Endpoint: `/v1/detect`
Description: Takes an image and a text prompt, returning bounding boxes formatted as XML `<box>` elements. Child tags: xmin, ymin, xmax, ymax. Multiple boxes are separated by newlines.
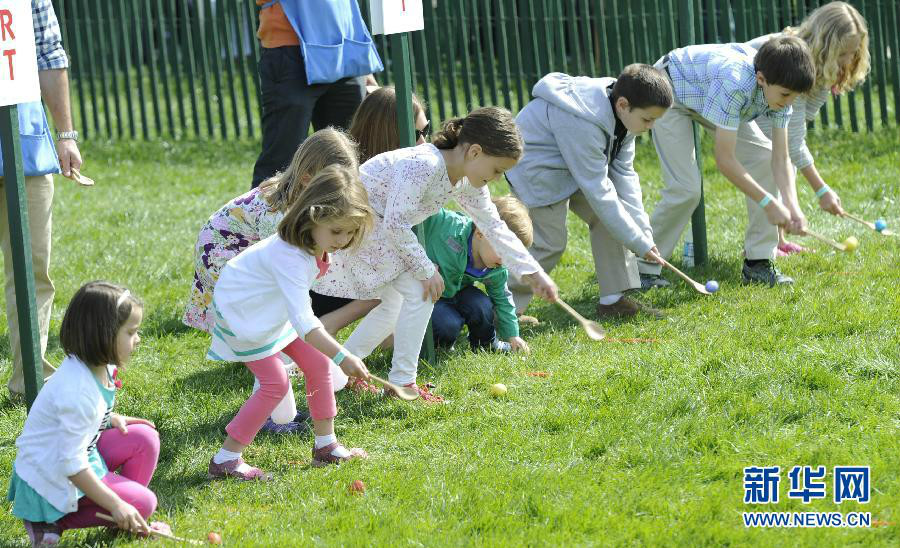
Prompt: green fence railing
<box><xmin>55</xmin><ymin>0</ymin><xmax>900</xmax><ymax>141</ymax></box>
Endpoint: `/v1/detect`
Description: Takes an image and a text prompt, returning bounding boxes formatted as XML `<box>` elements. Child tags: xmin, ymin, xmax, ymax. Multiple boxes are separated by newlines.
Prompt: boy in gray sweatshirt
<box><xmin>506</xmin><ymin>64</ymin><xmax>673</xmax><ymax>319</ymax></box>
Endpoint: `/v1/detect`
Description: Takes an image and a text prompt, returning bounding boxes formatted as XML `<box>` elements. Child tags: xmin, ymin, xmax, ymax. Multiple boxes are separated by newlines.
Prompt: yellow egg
<box><xmin>489</xmin><ymin>383</ymin><xmax>507</xmax><ymax>397</ymax></box>
<box><xmin>843</xmin><ymin>236</ymin><xmax>859</xmax><ymax>252</ymax></box>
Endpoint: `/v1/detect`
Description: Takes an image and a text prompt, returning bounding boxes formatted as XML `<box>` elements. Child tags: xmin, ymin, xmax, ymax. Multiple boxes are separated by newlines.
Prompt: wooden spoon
<box><xmin>802</xmin><ymin>228</ymin><xmax>847</xmax><ymax>251</ymax></box>
<box><xmin>843</xmin><ymin>212</ymin><xmax>896</xmax><ymax>236</ymax></box>
<box><xmin>95</xmin><ymin>513</ymin><xmax>203</xmax><ymax>545</ymax></box>
<box><xmin>556</xmin><ymin>298</ymin><xmax>606</xmax><ymax>341</ymax></box>
<box><xmin>369</xmin><ymin>374</ymin><xmax>419</xmax><ymax>401</ymax></box>
<box><xmin>659</xmin><ymin>259</ymin><xmax>712</xmax><ymax>295</ymax></box>
<box><xmin>71</xmin><ymin>168</ymin><xmax>95</xmax><ymax>186</ymax></box>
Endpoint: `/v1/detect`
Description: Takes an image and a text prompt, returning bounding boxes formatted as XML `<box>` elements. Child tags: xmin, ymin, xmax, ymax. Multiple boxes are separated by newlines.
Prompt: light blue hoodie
<box><xmin>506</xmin><ymin>73</ymin><xmax>654</xmax><ymax>256</ymax></box>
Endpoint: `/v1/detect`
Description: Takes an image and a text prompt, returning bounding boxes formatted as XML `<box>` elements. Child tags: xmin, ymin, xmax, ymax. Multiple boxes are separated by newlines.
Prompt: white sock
<box><xmin>213</xmin><ymin>448</ymin><xmax>242</xmax><ymax>464</ymax></box>
<box><xmin>314</xmin><ymin>434</ymin><xmax>350</xmax><ymax>457</ymax></box>
<box><xmin>314</xmin><ymin>434</ymin><xmax>337</xmax><ymax>448</ymax></box>
<box><xmin>598</xmin><ymin>293</ymin><xmax>623</xmax><ymax>306</ymax></box>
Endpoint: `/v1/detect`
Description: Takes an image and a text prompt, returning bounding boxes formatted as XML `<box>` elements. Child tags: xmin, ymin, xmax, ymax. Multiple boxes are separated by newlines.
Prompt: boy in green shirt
<box><xmin>422</xmin><ymin>196</ymin><xmax>532</xmax><ymax>353</ymax></box>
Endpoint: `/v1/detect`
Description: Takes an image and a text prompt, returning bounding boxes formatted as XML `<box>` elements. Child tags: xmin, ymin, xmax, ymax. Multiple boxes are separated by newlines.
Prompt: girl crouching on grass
<box><xmin>206</xmin><ymin>166</ymin><xmax>375</xmax><ymax>480</ymax></box>
<box><xmin>8</xmin><ymin>282</ymin><xmax>164</xmax><ymax>547</ymax></box>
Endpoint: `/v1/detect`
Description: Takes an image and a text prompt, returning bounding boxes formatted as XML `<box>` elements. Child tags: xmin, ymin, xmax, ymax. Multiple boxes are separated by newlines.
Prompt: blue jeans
<box><xmin>431</xmin><ymin>286</ymin><xmax>496</xmax><ymax>350</ymax></box>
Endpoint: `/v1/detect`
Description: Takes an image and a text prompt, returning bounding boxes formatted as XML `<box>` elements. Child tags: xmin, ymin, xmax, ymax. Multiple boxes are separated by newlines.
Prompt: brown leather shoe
<box><xmin>595</xmin><ymin>296</ymin><xmax>664</xmax><ymax>319</ymax></box>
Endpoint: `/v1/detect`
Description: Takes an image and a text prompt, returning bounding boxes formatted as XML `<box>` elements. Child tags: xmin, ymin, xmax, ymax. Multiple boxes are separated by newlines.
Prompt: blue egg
<box><xmin>874</xmin><ymin>219</ymin><xmax>887</xmax><ymax>232</ymax></box>
<box><xmin>705</xmin><ymin>280</ymin><xmax>719</xmax><ymax>293</ymax></box>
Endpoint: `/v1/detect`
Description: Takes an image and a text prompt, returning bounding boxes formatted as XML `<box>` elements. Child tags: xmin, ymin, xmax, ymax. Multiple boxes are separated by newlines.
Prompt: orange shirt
<box><xmin>256</xmin><ymin>1</ymin><xmax>300</xmax><ymax>48</ymax></box>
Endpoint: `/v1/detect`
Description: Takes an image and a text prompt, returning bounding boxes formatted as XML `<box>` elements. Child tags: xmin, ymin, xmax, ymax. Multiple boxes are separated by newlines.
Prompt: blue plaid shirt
<box><xmin>32</xmin><ymin>0</ymin><xmax>69</xmax><ymax>70</ymax></box>
<box><xmin>666</xmin><ymin>43</ymin><xmax>790</xmax><ymax>131</ymax></box>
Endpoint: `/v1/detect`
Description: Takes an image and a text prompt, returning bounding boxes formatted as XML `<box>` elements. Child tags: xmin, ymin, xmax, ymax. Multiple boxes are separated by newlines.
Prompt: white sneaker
<box><xmin>490</xmin><ymin>339</ymin><xmax>512</xmax><ymax>353</ymax></box>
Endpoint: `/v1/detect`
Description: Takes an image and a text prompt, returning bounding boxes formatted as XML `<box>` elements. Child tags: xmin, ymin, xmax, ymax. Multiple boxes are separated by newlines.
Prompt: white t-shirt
<box><xmin>208</xmin><ymin>234</ymin><xmax>326</xmax><ymax>362</ymax></box>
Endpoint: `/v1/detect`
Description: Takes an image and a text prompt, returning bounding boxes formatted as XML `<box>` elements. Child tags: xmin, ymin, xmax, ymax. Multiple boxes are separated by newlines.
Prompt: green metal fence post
<box><xmin>678</xmin><ymin>0</ymin><xmax>707</xmax><ymax>266</ymax></box>
<box><xmin>0</xmin><ymin>106</ymin><xmax>44</xmax><ymax>409</ymax></box>
<box><xmin>390</xmin><ymin>32</ymin><xmax>435</xmax><ymax>365</ymax></box>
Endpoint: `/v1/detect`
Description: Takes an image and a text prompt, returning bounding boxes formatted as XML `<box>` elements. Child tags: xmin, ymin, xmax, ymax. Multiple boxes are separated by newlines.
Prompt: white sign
<box><xmin>369</xmin><ymin>0</ymin><xmax>424</xmax><ymax>36</ymax></box>
<box><xmin>0</xmin><ymin>1</ymin><xmax>40</xmax><ymax>107</ymax></box>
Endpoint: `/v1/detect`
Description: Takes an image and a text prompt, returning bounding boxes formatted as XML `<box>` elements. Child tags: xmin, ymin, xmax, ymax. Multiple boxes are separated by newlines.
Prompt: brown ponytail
<box><xmin>432</xmin><ymin>107</ymin><xmax>523</xmax><ymax>159</ymax></box>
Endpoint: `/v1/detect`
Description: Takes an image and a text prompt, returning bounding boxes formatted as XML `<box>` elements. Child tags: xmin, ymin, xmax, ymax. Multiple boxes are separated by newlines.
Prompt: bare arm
<box><xmin>800</xmin><ymin>163</ymin><xmax>844</xmax><ymax>216</ymax></box>
<box><xmin>714</xmin><ymin>128</ymin><xmax>792</xmax><ymax>229</ymax></box>
<box><xmin>770</xmin><ymin>128</ymin><xmax>806</xmax><ymax>233</ymax></box>
<box><xmin>38</xmin><ymin>69</ymin><xmax>82</xmax><ymax>178</ymax></box>
<box><xmin>304</xmin><ymin>327</ymin><xmax>370</xmax><ymax>380</ymax></box>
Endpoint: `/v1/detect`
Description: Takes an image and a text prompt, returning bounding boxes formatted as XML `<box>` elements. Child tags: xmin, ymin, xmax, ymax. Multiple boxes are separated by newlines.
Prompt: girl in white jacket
<box><xmin>7</xmin><ymin>282</ymin><xmax>163</xmax><ymax>547</ymax></box>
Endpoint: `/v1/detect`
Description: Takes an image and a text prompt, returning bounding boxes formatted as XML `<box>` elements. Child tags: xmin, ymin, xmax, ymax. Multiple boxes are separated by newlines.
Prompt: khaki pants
<box><xmin>0</xmin><ymin>174</ymin><xmax>56</xmax><ymax>395</ymax></box>
<box><xmin>637</xmin><ymin>102</ymin><xmax>780</xmax><ymax>276</ymax></box>
<box><xmin>508</xmin><ymin>189</ymin><xmax>640</xmax><ymax>313</ymax></box>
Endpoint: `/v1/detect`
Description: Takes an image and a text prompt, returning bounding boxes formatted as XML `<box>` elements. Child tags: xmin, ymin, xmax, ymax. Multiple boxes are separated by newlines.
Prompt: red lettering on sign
<box><xmin>401</xmin><ymin>0</ymin><xmax>406</xmax><ymax>11</ymax></box>
<box><xmin>3</xmin><ymin>48</ymin><xmax>15</xmax><ymax>80</ymax></box>
<box><xmin>0</xmin><ymin>10</ymin><xmax>15</xmax><ymax>41</ymax></box>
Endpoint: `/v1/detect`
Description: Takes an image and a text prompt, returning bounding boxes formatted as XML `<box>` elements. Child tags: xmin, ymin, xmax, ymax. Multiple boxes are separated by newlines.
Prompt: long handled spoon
<box><xmin>96</xmin><ymin>513</ymin><xmax>203</xmax><ymax>545</ymax></box>
<box><xmin>802</xmin><ymin>228</ymin><xmax>847</xmax><ymax>251</ymax></box>
<box><xmin>555</xmin><ymin>298</ymin><xmax>606</xmax><ymax>341</ymax></box>
<box><xmin>659</xmin><ymin>259</ymin><xmax>712</xmax><ymax>295</ymax></box>
<box><xmin>843</xmin><ymin>212</ymin><xmax>896</xmax><ymax>236</ymax></box>
<box><xmin>369</xmin><ymin>374</ymin><xmax>419</xmax><ymax>401</ymax></box>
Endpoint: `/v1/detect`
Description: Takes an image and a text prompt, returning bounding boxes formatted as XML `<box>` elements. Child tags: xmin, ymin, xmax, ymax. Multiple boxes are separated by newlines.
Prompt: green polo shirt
<box><xmin>421</xmin><ymin>209</ymin><xmax>519</xmax><ymax>340</ymax></box>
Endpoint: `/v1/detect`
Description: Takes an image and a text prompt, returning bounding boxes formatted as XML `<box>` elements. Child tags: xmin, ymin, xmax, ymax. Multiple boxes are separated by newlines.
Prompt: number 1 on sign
<box><xmin>401</xmin><ymin>0</ymin><xmax>405</xmax><ymax>10</ymax></box>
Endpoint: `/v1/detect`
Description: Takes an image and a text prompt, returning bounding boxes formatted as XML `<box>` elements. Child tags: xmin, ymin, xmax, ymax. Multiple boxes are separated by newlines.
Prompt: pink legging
<box><xmin>56</xmin><ymin>424</ymin><xmax>160</xmax><ymax>530</ymax></box>
<box><xmin>226</xmin><ymin>337</ymin><xmax>336</xmax><ymax>446</ymax></box>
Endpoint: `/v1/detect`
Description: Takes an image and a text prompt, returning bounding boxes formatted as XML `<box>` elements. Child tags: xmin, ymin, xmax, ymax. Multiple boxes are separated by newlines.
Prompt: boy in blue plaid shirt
<box><xmin>637</xmin><ymin>36</ymin><xmax>815</xmax><ymax>287</ymax></box>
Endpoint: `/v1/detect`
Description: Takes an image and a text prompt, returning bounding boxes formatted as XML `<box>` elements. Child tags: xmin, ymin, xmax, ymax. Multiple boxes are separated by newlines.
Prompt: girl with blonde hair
<box><xmin>206</xmin><ymin>166</ymin><xmax>375</xmax><ymax>479</ymax></box>
<box><xmin>747</xmin><ymin>1</ymin><xmax>870</xmax><ymax>255</ymax></box>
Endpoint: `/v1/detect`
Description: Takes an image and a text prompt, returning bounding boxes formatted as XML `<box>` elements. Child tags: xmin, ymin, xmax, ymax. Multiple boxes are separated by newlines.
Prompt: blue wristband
<box><xmin>815</xmin><ymin>185</ymin><xmax>831</xmax><ymax>198</ymax></box>
<box><xmin>332</xmin><ymin>350</ymin><xmax>346</xmax><ymax>366</ymax></box>
<box><xmin>758</xmin><ymin>193</ymin><xmax>773</xmax><ymax>208</ymax></box>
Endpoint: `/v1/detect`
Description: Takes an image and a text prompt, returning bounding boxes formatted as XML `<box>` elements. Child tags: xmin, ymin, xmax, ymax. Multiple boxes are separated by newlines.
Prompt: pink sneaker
<box><xmin>207</xmin><ymin>456</ymin><xmax>272</xmax><ymax>481</ymax></box>
<box><xmin>310</xmin><ymin>442</ymin><xmax>368</xmax><ymax>467</ymax></box>
<box><xmin>778</xmin><ymin>241</ymin><xmax>810</xmax><ymax>255</ymax></box>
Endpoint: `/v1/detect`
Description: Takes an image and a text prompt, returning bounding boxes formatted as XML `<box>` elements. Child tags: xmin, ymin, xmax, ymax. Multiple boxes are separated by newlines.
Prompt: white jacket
<box><xmin>13</xmin><ymin>356</ymin><xmax>112</xmax><ymax>513</ymax></box>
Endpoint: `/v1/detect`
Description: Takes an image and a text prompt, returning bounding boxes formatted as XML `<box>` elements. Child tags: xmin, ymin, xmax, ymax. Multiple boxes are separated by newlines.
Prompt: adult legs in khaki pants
<box><xmin>0</xmin><ymin>175</ymin><xmax>56</xmax><ymax>396</ymax></box>
<box><xmin>508</xmin><ymin>189</ymin><xmax>640</xmax><ymax>313</ymax></box>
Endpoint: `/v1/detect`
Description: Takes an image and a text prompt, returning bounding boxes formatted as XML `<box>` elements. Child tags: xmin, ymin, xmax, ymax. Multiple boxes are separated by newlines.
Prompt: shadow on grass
<box><xmin>142</xmin><ymin>309</ymin><xmax>194</xmax><ymax>338</ymax></box>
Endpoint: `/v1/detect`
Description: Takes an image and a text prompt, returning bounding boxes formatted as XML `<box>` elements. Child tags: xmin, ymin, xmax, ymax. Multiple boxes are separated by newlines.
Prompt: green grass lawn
<box><xmin>1</xmin><ymin>128</ymin><xmax>898</xmax><ymax>547</ymax></box>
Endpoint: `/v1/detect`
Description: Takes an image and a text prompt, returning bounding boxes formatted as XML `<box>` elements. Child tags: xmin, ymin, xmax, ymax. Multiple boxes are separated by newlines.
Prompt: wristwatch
<box><xmin>56</xmin><ymin>130</ymin><xmax>79</xmax><ymax>142</ymax></box>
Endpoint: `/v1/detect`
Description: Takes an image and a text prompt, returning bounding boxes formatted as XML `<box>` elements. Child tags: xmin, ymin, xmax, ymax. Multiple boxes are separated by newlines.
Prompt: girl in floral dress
<box><xmin>313</xmin><ymin>107</ymin><xmax>559</xmax><ymax>403</ymax></box>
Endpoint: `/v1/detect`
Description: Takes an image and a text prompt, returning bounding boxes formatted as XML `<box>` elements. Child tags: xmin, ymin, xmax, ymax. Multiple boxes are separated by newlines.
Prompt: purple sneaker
<box><xmin>207</xmin><ymin>457</ymin><xmax>272</xmax><ymax>481</ymax></box>
<box><xmin>260</xmin><ymin>417</ymin><xmax>310</xmax><ymax>435</ymax></box>
<box><xmin>23</xmin><ymin>520</ymin><xmax>61</xmax><ymax>547</ymax></box>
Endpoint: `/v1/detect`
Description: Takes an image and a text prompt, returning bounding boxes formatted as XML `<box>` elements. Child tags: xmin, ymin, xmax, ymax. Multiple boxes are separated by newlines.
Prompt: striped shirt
<box><xmin>666</xmin><ymin>43</ymin><xmax>791</xmax><ymax>131</ymax></box>
<box><xmin>32</xmin><ymin>0</ymin><xmax>69</xmax><ymax>70</ymax></box>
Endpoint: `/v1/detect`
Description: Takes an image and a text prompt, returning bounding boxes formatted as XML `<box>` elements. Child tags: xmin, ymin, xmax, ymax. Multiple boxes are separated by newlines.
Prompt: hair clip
<box><xmin>116</xmin><ymin>290</ymin><xmax>131</xmax><ymax>307</ymax></box>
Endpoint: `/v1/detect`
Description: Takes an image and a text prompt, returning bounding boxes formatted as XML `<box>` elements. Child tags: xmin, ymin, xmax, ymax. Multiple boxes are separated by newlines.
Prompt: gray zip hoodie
<box><xmin>506</xmin><ymin>73</ymin><xmax>655</xmax><ymax>256</ymax></box>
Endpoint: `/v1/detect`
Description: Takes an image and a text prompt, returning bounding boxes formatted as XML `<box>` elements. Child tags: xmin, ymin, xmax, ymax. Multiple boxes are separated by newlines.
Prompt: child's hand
<box><xmin>110</xmin><ymin>414</ymin><xmax>129</xmax><ymax>434</ymax></box>
<box><xmin>819</xmin><ymin>189</ymin><xmax>844</xmax><ymax>216</ymax></box>
<box><xmin>111</xmin><ymin>501</ymin><xmax>150</xmax><ymax>534</ymax></box>
<box><xmin>643</xmin><ymin>246</ymin><xmax>664</xmax><ymax>264</ymax></box>
<box><xmin>420</xmin><ymin>268</ymin><xmax>445</xmax><ymax>302</ymax></box>
<box><xmin>508</xmin><ymin>337</ymin><xmax>530</xmax><ymax>354</ymax></box>
<box><xmin>110</xmin><ymin>414</ymin><xmax>156</xmax><ymax>434</ymax></box>
<box><xmin>523</xmin><ymin>271</ymin><xmax>558</xmax><ymax>303</ymax></box>
<box><xmin>340</xmin><ymin>355</ymin><xmax>371</xmax><ymax>381</ymax></box>
<box><xmin>763</xmin><ymin>199</ymin><xmax>791</xmax><ymax>229</ymax></box>
<box><xmin>785</xmin><ymin>204</ymin><xmax>808</xmax><ymax>235</ymax></box>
